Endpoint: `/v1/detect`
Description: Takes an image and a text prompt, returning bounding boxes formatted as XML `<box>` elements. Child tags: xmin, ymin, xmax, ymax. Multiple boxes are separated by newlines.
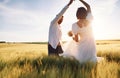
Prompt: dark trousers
<box><xmin>48</xmin><ymin>43</ymin><xmax>63</xmax><ymax>56</ymax></box>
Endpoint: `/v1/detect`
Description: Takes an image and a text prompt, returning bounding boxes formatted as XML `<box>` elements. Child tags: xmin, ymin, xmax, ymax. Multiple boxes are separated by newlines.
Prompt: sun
<box><xmin>92</xmin><ymin>17</ymin><xmax>107</xmax><ymax>40</ymax></box>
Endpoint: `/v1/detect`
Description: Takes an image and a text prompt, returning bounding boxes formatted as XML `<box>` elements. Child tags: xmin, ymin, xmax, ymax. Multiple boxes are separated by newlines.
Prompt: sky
<box><xmin>0</xmin><ymin>0</ymin><xmax>120</xmax><ymax>42</ymax></box>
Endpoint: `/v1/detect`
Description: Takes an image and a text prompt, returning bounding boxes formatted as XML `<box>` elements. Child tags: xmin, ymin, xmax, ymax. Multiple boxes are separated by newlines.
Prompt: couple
<box><xmin>48</xmin><ymin>0</ymin><xmax>97</xmax><ymax>63</ymax></box>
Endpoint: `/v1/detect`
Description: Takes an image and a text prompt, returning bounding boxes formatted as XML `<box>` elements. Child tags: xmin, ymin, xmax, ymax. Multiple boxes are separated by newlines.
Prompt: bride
<box><xmin>60</xmin><ymin>0</ymin><xmax>98</xmax><ymax>63</ymax></box>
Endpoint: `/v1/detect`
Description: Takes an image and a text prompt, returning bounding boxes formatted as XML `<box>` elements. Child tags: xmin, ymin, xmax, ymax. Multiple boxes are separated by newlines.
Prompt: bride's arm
<box><xmin>73</xmin><ymin>34</ymin><xmax>79</xmax><ymax>42</ymax></box>
<box><xmin>79</xmin><ymin>0</ymin><xmax>91</xmax><ymax>13</ymax></box>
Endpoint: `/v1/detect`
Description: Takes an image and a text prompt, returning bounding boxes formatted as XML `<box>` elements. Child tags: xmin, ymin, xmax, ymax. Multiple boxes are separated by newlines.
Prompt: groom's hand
<box><xmin>79</xmin><ymin>0</ymin><xmax>83</xmax><ymax>1</ymax></box>
<box><xmin>79</xmin><ymin>0</ymin><xmax>84</xmax><ymax>2</ymax></box>
<box><xmin>67</xmin><ymin>0</ymin><xmax>74</xmax><ymax>6</ymax></box>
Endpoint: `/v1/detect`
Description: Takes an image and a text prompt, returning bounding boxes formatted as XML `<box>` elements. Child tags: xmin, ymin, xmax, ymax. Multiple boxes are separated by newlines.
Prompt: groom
<box><xmin>48</xmin><ymin>0</ymin><xmax>74</xmax><ymax>56</ymax></box>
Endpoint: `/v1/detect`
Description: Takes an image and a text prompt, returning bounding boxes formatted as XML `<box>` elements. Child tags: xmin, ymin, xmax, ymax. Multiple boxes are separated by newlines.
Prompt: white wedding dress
<box><xmin>60</xmin><ymin>12</ymin><xmax>100</xmax><ymax>63</ymax></box>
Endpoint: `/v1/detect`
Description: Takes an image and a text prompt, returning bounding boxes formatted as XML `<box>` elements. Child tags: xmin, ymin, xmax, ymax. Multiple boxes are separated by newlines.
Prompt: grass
<box><xmin>97</xmin><ymin>43</ymin><xmax>120</xmax><ymax>62</ymax></box>
<box><xmin>0</xmin><ymin>40</ymin><xmax>120</xmax><ymax>78</ymax></box>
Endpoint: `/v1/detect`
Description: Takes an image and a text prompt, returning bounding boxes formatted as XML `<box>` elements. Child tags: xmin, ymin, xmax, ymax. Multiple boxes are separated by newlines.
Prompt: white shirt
<box><xmin>48</xmin><ymin>5</ymin><xmax>69</xmax><ymax>49</ymax></box>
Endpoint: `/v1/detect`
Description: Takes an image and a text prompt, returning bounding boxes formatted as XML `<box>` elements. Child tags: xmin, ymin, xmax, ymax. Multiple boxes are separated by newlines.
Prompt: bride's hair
<box><xmin>76</xmin><ymin>7</ymin><xmax>87</xmax><ymax>19</ymax></box>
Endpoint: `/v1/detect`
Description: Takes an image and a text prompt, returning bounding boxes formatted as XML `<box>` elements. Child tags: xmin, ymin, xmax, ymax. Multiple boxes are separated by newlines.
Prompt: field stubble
<box><xmin>0</xmin><ymin>41</ymin><xmax>120</xmax><ymax>78</ymax></box>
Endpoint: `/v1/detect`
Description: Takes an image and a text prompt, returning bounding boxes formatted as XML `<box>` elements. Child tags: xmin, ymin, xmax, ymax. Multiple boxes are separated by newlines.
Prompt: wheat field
<box><xmin>0</xmin><ymin>40</ymin><xmax>120</xmax><ymax>78</ymax></box>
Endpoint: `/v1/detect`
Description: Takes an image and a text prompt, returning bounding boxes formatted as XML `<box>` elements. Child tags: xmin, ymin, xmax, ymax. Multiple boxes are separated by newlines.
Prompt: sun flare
<box><xmin>92</xmin><ymin>17</ymin><xmax>107</xmax><ymax>40</ymax></box>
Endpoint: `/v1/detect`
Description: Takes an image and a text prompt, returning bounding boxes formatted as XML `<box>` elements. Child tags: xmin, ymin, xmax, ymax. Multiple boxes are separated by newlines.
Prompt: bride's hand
<box><xmin>73</xmin><ymin>34</ymin><xmax>79</xmax><ymax>42</ymax></box>
<box><xmin>68</xmin><ymin>31</ymin><xmax>73</xmax><ymax>37</ymax></box>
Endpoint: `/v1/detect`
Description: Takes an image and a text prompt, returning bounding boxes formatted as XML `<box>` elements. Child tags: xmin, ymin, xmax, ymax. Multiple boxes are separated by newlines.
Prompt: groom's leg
<box><xmin>48</xmin><ymin>44</ymin><xmax>59</xmax><ymax>56</ymax></box>
<box><xmin>56</xmin><ymin>45</ymin><xmax>63</xmax><ymax>54</ymax></box>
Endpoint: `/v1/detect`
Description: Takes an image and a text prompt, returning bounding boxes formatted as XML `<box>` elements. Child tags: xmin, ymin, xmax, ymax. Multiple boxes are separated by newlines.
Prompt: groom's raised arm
<box><xmin>52</xmin><ymin>0</ymin><xmax>74</xmax><ymax>24</ymax></box>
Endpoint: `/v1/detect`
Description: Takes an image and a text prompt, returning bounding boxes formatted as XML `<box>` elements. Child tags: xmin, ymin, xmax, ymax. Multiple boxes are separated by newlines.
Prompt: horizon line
<box><xmin>0</xmin><ymin>39</ymin><xmax>120</xmax><ymax>43</ymax></box>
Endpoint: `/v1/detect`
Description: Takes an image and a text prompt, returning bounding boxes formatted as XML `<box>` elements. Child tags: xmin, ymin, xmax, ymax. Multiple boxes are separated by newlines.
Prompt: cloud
<box><xmin>0</xmin><ymin>3</ymin><xmax>50</xmax><ymax>31</ymax></box>
<box><xmin>0</xmin><ymin>0</ymin><xmax>10</xmax><ymax>4</ymax></box>
<box><xmin>92</xmin><ymin>0</ymin><xmax>118</xmax><ymax>16</ymax></box>
<box><xmin>0</xmin><ymin>0</ymin><xmax>120</xmax><ymax>41</ymax></box>
<box><xmin>0</xmin><ymin>1</ymin><xmax>50</xmax><ymax>41</ymax></box>
<box><xmin>0</xmin><ymin>31</ymin><xmax>46</xmax><ymax>42</ymax></box>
